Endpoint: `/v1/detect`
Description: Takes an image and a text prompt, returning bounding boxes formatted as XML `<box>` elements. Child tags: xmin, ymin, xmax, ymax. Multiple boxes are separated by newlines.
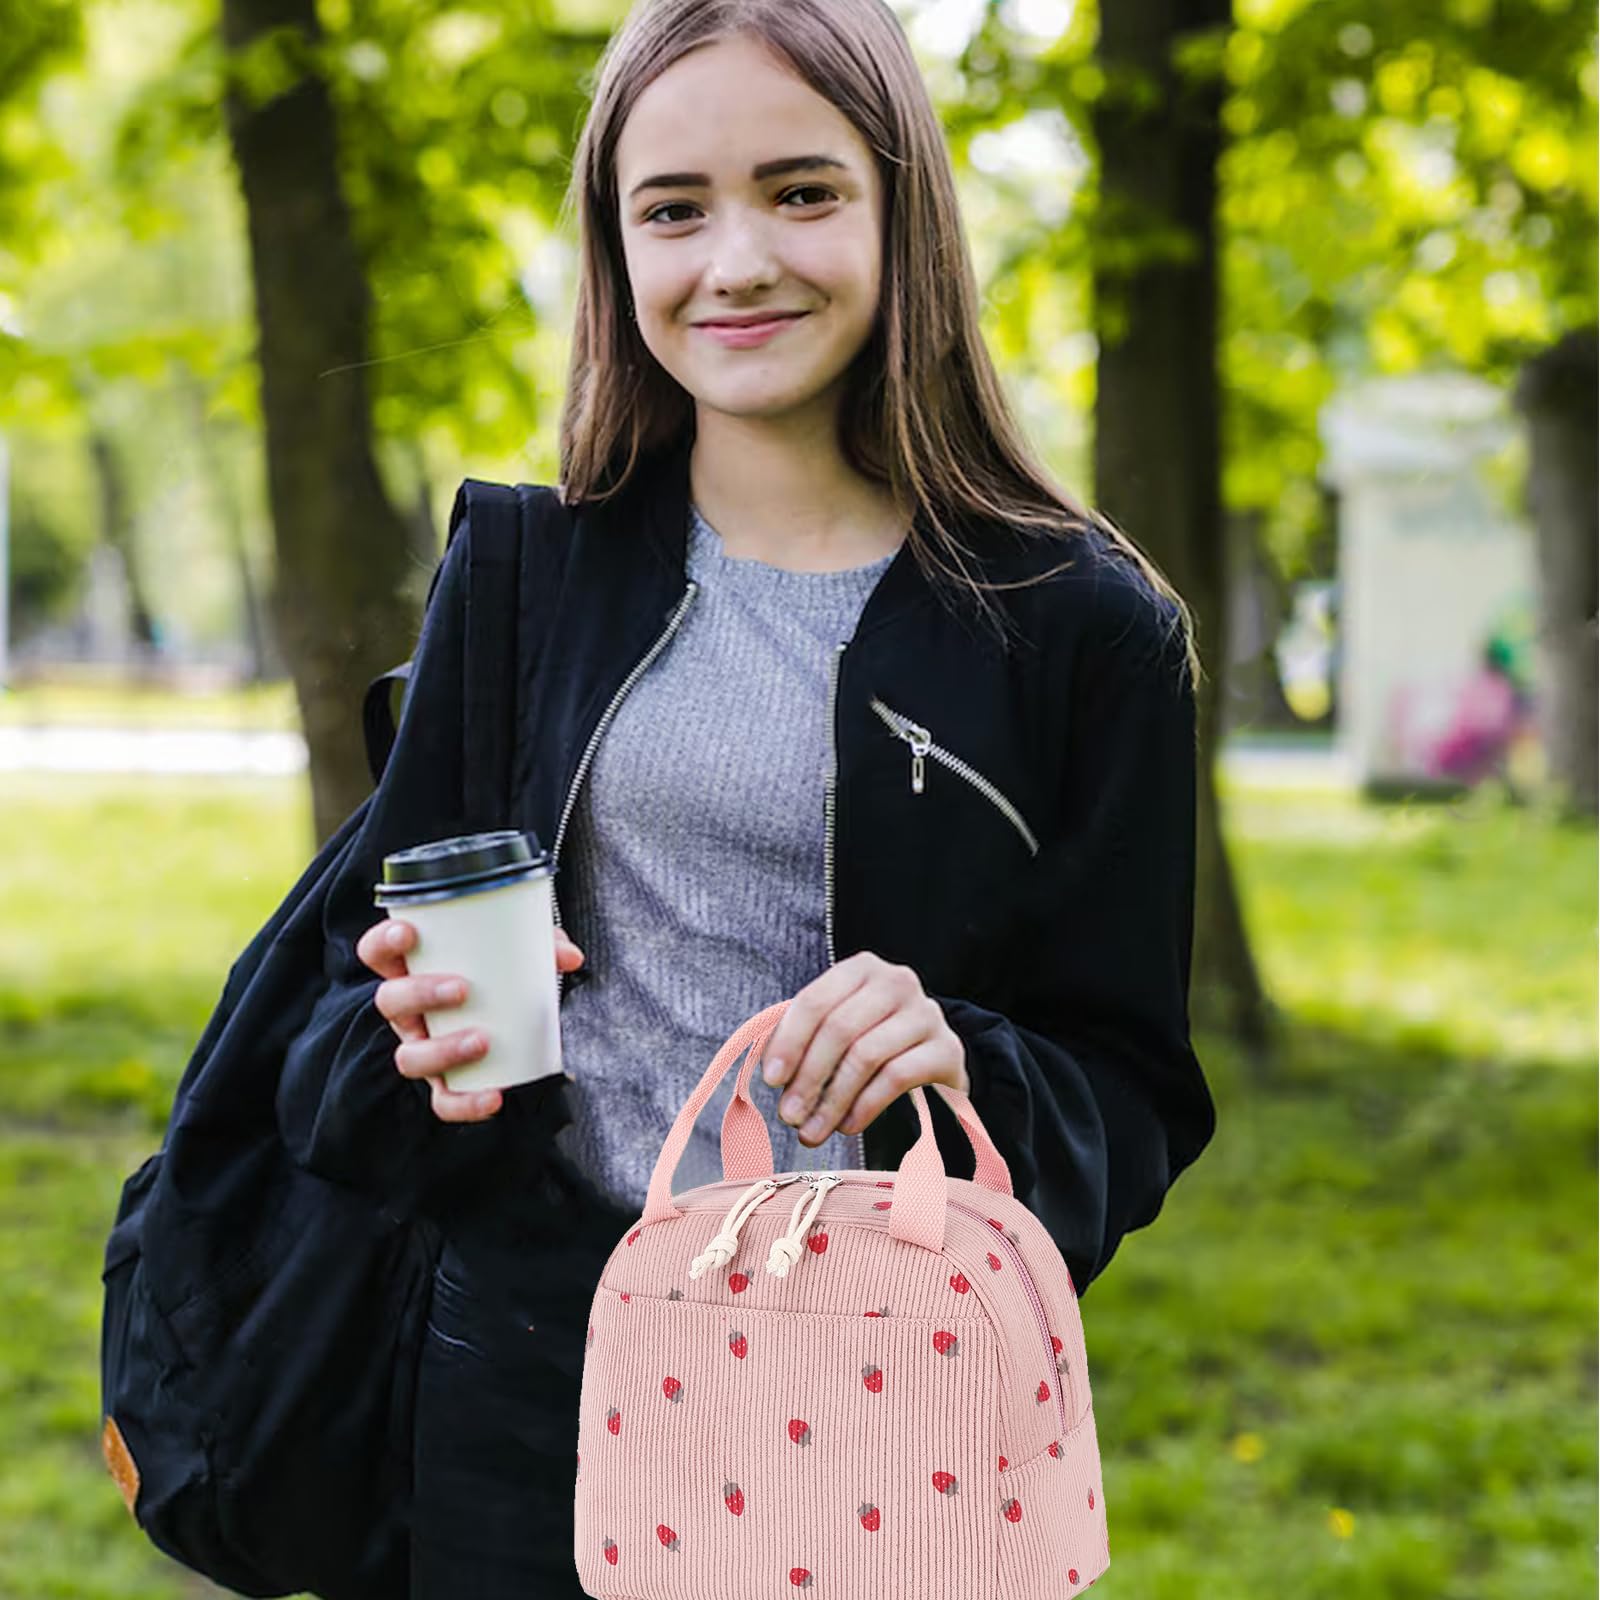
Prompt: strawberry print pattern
<box><xmin>572</xmin><ymin>1177</ymin><xmax>1108</xmax><ymax>1598</ymax></box>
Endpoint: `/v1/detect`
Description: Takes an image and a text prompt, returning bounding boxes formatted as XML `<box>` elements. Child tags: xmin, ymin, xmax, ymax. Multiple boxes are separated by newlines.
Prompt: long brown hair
<box><xmin>556</xmin><ymin>0</ymin><xmax>1198</xmax><ymax>682</ymax></box>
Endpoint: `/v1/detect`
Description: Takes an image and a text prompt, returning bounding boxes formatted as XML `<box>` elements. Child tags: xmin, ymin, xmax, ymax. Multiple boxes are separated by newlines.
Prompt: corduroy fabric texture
<box><xmin>572</xmin><ymin>1003</ymin><xmax>1109</xmax><ymax>1597</ymax></box>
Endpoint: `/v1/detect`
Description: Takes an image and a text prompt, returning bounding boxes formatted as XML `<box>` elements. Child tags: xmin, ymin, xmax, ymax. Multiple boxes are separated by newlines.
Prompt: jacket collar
<box><xmin>597</xmin><ymin>431</ymin><xmax>946</xmax><ymax>639</ymax></box>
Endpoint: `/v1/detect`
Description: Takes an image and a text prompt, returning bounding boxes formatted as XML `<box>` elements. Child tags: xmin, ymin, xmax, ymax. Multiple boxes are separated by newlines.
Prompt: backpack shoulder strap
<box><xmin>361</xmin><ymin>480</ymin><xmax>523</xmax><ymax>816</ymax></box>
<box><xmin>453</xmin><ymin>478</ymin><xmax>522</xmax><ymax>830</ymax></box>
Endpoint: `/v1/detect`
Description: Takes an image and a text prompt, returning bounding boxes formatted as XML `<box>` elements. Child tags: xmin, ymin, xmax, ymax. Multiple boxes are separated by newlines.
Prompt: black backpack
<box><xmin>98</xmin><ymin>479</ymin><xmax>531</xmax><ymax>1598</ymax></box>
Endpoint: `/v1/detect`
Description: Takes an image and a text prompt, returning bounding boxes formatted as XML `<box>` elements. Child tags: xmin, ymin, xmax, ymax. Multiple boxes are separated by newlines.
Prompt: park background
<box><xmin>0</xmin><ymin>0</ymin><xmax>1595</xmax><ymax>1596</ymax></box>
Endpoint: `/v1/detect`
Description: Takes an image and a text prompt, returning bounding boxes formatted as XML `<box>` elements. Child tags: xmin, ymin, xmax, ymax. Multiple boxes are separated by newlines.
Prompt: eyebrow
<box><xmin>627</xmin><ymin>154</ymin><xmax>849</xmax><ymax>201</ymax></box>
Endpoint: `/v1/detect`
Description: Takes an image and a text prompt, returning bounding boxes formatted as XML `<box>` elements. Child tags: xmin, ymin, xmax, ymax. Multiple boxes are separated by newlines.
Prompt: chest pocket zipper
<box><xmin>869</xmin><ymin>699</ymin><xmax>1040</xmax><ymax>858</ymax></box>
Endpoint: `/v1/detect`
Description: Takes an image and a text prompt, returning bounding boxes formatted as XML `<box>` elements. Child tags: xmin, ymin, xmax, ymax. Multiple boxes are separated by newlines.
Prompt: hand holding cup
<box><xmin>357</xmin><ymin>916</ymin><xmax>586</xmax><ymax>1123</ymax></box>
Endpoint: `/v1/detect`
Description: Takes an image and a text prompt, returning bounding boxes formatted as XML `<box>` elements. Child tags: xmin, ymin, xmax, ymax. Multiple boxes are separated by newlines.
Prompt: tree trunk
<box><xmin>220</xmin><ymin>0</ymin><xmax>419</xmax><ymax>844</ymax></box>
<box><xmin>86</xmin><ymin>426</ymin><xmax>158</xmax><ymax>653</ymax></box>
<box><xmin>1091</xmin><ymin>0</ymin><xmax>1272</xmax><ymax>1053</ymax></box>
<box><xmin>176</xmin><ymin>369</ymin><xmax>277</xmax><ymax>683</ymax></box>
<box><xmin>1512</xmin><ymin>327</ymin><xmax>1598</xmax><ymax>819</ymax></box>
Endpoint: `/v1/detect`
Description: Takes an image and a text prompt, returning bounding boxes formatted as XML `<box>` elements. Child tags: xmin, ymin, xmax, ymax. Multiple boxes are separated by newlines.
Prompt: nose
<box><xmin>705</xmin><ymin>210</ymin><xmax>780</xmax><ymax>298</ymax></box>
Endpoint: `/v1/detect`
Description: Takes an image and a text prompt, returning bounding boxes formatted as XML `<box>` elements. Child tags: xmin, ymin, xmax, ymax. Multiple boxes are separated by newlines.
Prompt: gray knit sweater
<box><xmin>551</xmin><ymin>504</ymin><xmax>900</xmax><ymax>1211</ymax></box>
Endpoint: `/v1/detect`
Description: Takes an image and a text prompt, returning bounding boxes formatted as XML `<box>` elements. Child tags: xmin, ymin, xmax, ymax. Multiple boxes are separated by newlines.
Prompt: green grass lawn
<box><xmin>0</xmin><ymin>771</ymin><xmax>1593</xmax><ymax>1599</ymax></box>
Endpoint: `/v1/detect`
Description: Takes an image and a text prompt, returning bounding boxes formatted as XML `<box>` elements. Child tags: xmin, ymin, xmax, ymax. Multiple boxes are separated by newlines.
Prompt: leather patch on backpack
<box><xmin>101</xmin><ymin>1416</ymin><xmax>140</xmax><ymax>1515</ymax></box>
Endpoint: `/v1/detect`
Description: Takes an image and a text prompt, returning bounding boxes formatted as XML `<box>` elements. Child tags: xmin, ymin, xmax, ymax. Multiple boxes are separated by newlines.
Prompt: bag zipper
<box><xmin>868</xmin><ymin>699</ymin><xmax>1040</xmax><ymax>857</ymax></box>
<box><xmin>947</xmin><ymin>1197</ymin><xmax>1067</xmax><ymax>1434</ymax></box>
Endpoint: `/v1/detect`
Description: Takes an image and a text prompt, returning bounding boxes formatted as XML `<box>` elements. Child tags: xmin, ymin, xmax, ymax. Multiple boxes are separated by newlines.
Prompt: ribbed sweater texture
<box><xmin>552</xmin><ymin>505</ymin><xmax>898</xmax><ymax>1210</ymax></box>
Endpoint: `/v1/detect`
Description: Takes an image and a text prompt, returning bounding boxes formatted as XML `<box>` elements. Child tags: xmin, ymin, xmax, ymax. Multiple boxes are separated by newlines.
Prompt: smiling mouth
<box><xmin>695</xmin><ymin>312</ymin><xmax>809</xmax><ymax>329</ymax></box>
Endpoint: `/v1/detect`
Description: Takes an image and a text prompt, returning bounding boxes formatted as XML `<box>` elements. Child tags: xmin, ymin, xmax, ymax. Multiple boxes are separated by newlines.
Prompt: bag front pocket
<box><xmin>574</xmin><ymin>1287</ymin><xmax>1000</xmax><ymax>1599</ymax></box>
<box><xmin>870</xmin><ymin>699</ymin><xmax>1040</xmax><ymax>857</ymax></box>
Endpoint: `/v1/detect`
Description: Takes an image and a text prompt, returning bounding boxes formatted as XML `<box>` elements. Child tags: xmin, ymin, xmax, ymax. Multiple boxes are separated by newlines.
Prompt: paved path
<box><xmin>0</xmin><ymin>724</ymin><xmax>1356</xmax><ymax>787</ymax></box>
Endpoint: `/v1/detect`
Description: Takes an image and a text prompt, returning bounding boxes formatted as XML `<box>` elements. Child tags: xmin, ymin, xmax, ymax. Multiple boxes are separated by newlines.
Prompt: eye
<box><xmin>779</xmin><ymin>185</ymin><xmax>838</xmax><ymax>207</ymax></box>
<box><xmin>642</xmin><ymin>201</ymin><xmax>701</xmax><ymax>225</ymax></box>
<box><xmin>641</xmin><ymin>185</ymin><xmax>838</xmax><ymax>226</ymax></box>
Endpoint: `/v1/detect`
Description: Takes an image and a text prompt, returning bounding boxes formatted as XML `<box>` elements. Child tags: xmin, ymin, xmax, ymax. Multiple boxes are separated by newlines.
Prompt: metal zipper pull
<box><xmin>907</xmin><ymin>725</ymin><xmax>931</xmax><ymax>794</ymax></box>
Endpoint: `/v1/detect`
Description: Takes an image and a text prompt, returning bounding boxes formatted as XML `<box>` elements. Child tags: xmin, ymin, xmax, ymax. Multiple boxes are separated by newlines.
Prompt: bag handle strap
<box><xmin>641</xmin><ymin>999</ymin><xmax>1012</xmax><ymax>1253</ymax></box>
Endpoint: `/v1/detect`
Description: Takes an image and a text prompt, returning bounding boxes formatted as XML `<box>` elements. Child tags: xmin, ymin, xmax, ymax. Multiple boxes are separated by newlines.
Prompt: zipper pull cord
<box><xmin>688</xmin><ymin>1178</ymin><xmax>775</xmax><ymax>1280</ymax></box>
<box><xmin>766</xmin><ymin>1175</ymin><xmax>839</xmax><ymax>1277</ymax></box>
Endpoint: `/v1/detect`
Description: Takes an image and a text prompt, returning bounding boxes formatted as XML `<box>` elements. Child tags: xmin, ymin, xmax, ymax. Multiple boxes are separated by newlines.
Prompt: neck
<box><xmin>688</xmin><ymin>405</ymin><xmax>908</xmax><ymax>572</ymax></box>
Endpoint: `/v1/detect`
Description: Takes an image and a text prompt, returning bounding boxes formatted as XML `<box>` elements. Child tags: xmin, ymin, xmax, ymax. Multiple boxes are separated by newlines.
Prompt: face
<box><xmin>612</xmin><ymin>34</ymin><xmax>885</xmax><ymax>427</ymax></box>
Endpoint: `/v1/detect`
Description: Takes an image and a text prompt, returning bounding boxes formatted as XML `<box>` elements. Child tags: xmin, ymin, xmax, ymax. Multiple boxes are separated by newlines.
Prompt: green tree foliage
<box><xmin>934</xmin><ymin>0</ymin><xmax>1596</xmax><ymax>575</ymax></box>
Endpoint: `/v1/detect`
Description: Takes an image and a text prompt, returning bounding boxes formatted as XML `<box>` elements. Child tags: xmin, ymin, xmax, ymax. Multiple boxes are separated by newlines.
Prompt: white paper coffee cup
<box><xmin>374</xmin><ymin>830</ymin><xmax>563</xmax><ymax>1094</ymax></box>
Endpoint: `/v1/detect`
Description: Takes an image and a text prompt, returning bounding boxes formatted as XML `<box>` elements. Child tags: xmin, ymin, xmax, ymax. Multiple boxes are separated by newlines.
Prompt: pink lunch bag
<box><xmin>572</xmin><ymin>999</ymin><xmax>1109</xmax><ymax>1598</ymax></box>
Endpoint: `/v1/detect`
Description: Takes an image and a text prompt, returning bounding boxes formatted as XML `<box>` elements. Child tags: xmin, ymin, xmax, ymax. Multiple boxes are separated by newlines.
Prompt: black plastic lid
<box><xmin>375</xmin><ymin>829</ymin><xmax>550</xmax><ymax>903</ymax></box>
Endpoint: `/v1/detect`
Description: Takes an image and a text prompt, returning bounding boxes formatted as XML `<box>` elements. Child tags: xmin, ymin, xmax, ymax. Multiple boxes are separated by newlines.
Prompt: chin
<box><xmin>684</xmin><ymin>366</ymin><xmax>849</xmax><ymax>422</ymax></box>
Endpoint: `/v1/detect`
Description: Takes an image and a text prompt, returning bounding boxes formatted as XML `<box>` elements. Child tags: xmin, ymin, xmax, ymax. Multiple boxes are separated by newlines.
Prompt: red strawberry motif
<box><xmin>931</xmin><ymin>1470</ymin><xmax>959</xmax><ymax>1496</ymax></box>
<box><xmin>998</xmin><ymin>1454</ymin><xmax>1008</xmax><ymax>1471</ymax></box>
<box><xmin>729</xmin><ymin>1329</ymin><xmax>748</xmax><ymax>1359</ymax></box>
<box><xmin>875</xmin><ymin>1180</ymin><xmax>894</xmax><ymax>1188</ymax></box>
<box><xmin>932</xmin><ymin>1329</ymin><xmax>959</xmax><ymax>1357</ymax></box>
<box><xmin>788</xmin><ymin>1417</ymin><xmax>811</xmax><ymax>1447</ymax></box>
<box><xmin>729</xmin><ymin>1272</ymin><xmax>750</xmax><ymax>1294</ymax></box>
<box><xmin>662</xmin><ymin>1375</ymin><xmax>683</xmax><ymax>1403</ymax></box>
<box><xmin>872</xmin><ymin>1200</ymin><xmax>892</xmax><ymax>1210</ymax></box>
<box><xmin>1036</xmin><ymin>1380</ymin><xmax>1051</xmax><ymax>1404</ymax></box>
<box><xmin>807</xmin><ymin>1229</ymin><xmax>828</xmax><ymax>1254</ymax></box>
<box><xmin>1048</xmin><ymin>1440</ymin><xmax>1062</xmax><ymax>1459</ymax></box>
<box><xmin>1002</xmin><ymin>1497</ymin><xmax>1023</xmax><ymax>1523</ymax></box>
<box><xmin>863</xmin><ymin>1305</ymin><xmax>890</xmax><ymax>1317</ymax></box>
<box><xmin>1051</xmin><ymin>1335</ymin><xmax>1064</xmax><ymax>1355</ymax></box>
<box><xmin>789</xmin><ymin>1570</ymin><xmax>814</xmax><ymax>1589</ymax></box>
<box><xmin>862</xmin><ymin>1363</ymin><xmax>883</xmax><ymax>1393</ymax></box>
<box><xmin>724</xmin><ymin>1481</ymin><xmax>744</xmax><ymax>1516</ymax></box>
<box><xmin>620</xmin><ymin>1292</ymin><xmax>631</xmax><ymax>1302</ymax></box>
<box><xmin>949</xmin><ymin>1272</ymin><xmax>970</xmax><ymax>1294</ymax></box>
<box><xmin>1068</xmin><ymin>1570</ymin><xmax>1079</xmax><ymax>1585</ymax></box>
<box><xmin>605</xmin><ymin>1407</ymin><xmax>621</xmax><ymax>1436</ymax></box>
<box><xmin>603</xmin><ymin>1537</ymin><xmax>617</xmax><ymax>1566</ymax></box>
<box><xmin>986</xmin><ymin>1252</ymin><xmax>1002</xmax><ymax>1272</ymax></box>
<box><xmin>627</xmin><ymin>1227</ymin><xmax>642</xmax><ymax>1246</ymax></box>
<box><xmin>656</xmin><ymin>1523</ymin><xmax>680</xmax><ymax>1552</ymax></box>
<box><xmin>1088</xmin><ymin>1488</ymin><xmax>1095</xmax><ymax>1509</ymax></box>
<box><xmin>858</xmin><ymin>1501</ymin><xmax>880</xmax><ymax>1531</ymax></box>
<box><xmin>987</xmin><ymin>1217</ymin><xmax>1005</xmax><ymax>1231</ymax></box>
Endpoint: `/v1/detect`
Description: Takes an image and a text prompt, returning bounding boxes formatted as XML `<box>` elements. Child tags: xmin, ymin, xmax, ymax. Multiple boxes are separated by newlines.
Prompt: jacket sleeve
<box><xmin>273</xmin><ymin>524</ymin><xmax>570</xmax><ymax>1221</ymax></box>
<box><xmin>928</xmin><ymin>563</ymin><xmax>1217</xmax><ymax>1296</ymax></box>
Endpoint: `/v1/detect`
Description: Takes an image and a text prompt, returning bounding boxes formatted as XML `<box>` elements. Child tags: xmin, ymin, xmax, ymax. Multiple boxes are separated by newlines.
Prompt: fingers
<box><xmin>794</xmin><ymin>1007</ymin><xmax>928</xmax><ymax>1143</ymax></box>
<box><xmin>375</xmin><ymin>973</ymin><xmax>468</xmax><ymax>1044</ymax></box>
<box><xmin>393</xmin><ymin>1022</ymin><xmax>487</xmax><ymax>1081</ymax></box>
<box><xmin>555</xmin><ymin>927</ymin><xmax>586</xmax><ymax>971</ymax></box>
<box><xmin>428</xmin><ymin>1079</ymin><xmax>503</xmax><ymax>1122</ymax></box>
<box><xmin>357</xmin><ymin>916</ymin><xmax>416</xmax><ymax>980</ymax></box>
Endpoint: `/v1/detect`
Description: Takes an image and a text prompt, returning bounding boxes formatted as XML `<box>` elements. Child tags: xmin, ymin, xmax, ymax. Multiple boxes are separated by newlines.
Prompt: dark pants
<box><xmin>411</xmin><ymin>1154</ymin><xmax>634</xmax><ymax>1598</ymax></box>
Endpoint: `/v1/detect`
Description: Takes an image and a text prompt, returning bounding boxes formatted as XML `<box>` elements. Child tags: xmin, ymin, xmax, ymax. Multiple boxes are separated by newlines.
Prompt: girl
<box><xmin>294</xmin><ymin>0</ymin><xmax>1216</xmax><ymax>1591</ymax></box>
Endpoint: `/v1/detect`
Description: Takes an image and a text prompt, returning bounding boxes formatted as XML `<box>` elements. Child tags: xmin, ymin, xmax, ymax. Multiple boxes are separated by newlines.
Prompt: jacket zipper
<box><xmin>948</xmin><ymin>1197</ymin><xmax>1067</xmax><ymax>1434</ymax></box>
<box><xmin>824</xmin><ymin>642</ymin><xmax>866</xmax><ymax>1173</ymax></box>
<box><xmin>549</xmin><ymin>582</ymin><xmax>700</xmax><ymax>971</ymax></box>
<box><xmin>868</xmin><ymin>699</ymin><xmax>1040</xmax><ymax>857</ymax></box>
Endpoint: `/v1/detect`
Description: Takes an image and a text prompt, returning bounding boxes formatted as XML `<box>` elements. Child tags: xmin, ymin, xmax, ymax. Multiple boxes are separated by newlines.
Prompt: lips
<box><xmin>695</xmin><ymin>312</ymin><xmax>806</xmax><ymax>328</ymax></box>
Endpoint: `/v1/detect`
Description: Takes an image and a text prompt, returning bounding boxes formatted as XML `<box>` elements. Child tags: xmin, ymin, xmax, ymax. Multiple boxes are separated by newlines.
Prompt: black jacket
<box><xmin>277</xmin><ymin>439</ymin><xmax>1216</xmax><ymax>1296</ymax></box>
